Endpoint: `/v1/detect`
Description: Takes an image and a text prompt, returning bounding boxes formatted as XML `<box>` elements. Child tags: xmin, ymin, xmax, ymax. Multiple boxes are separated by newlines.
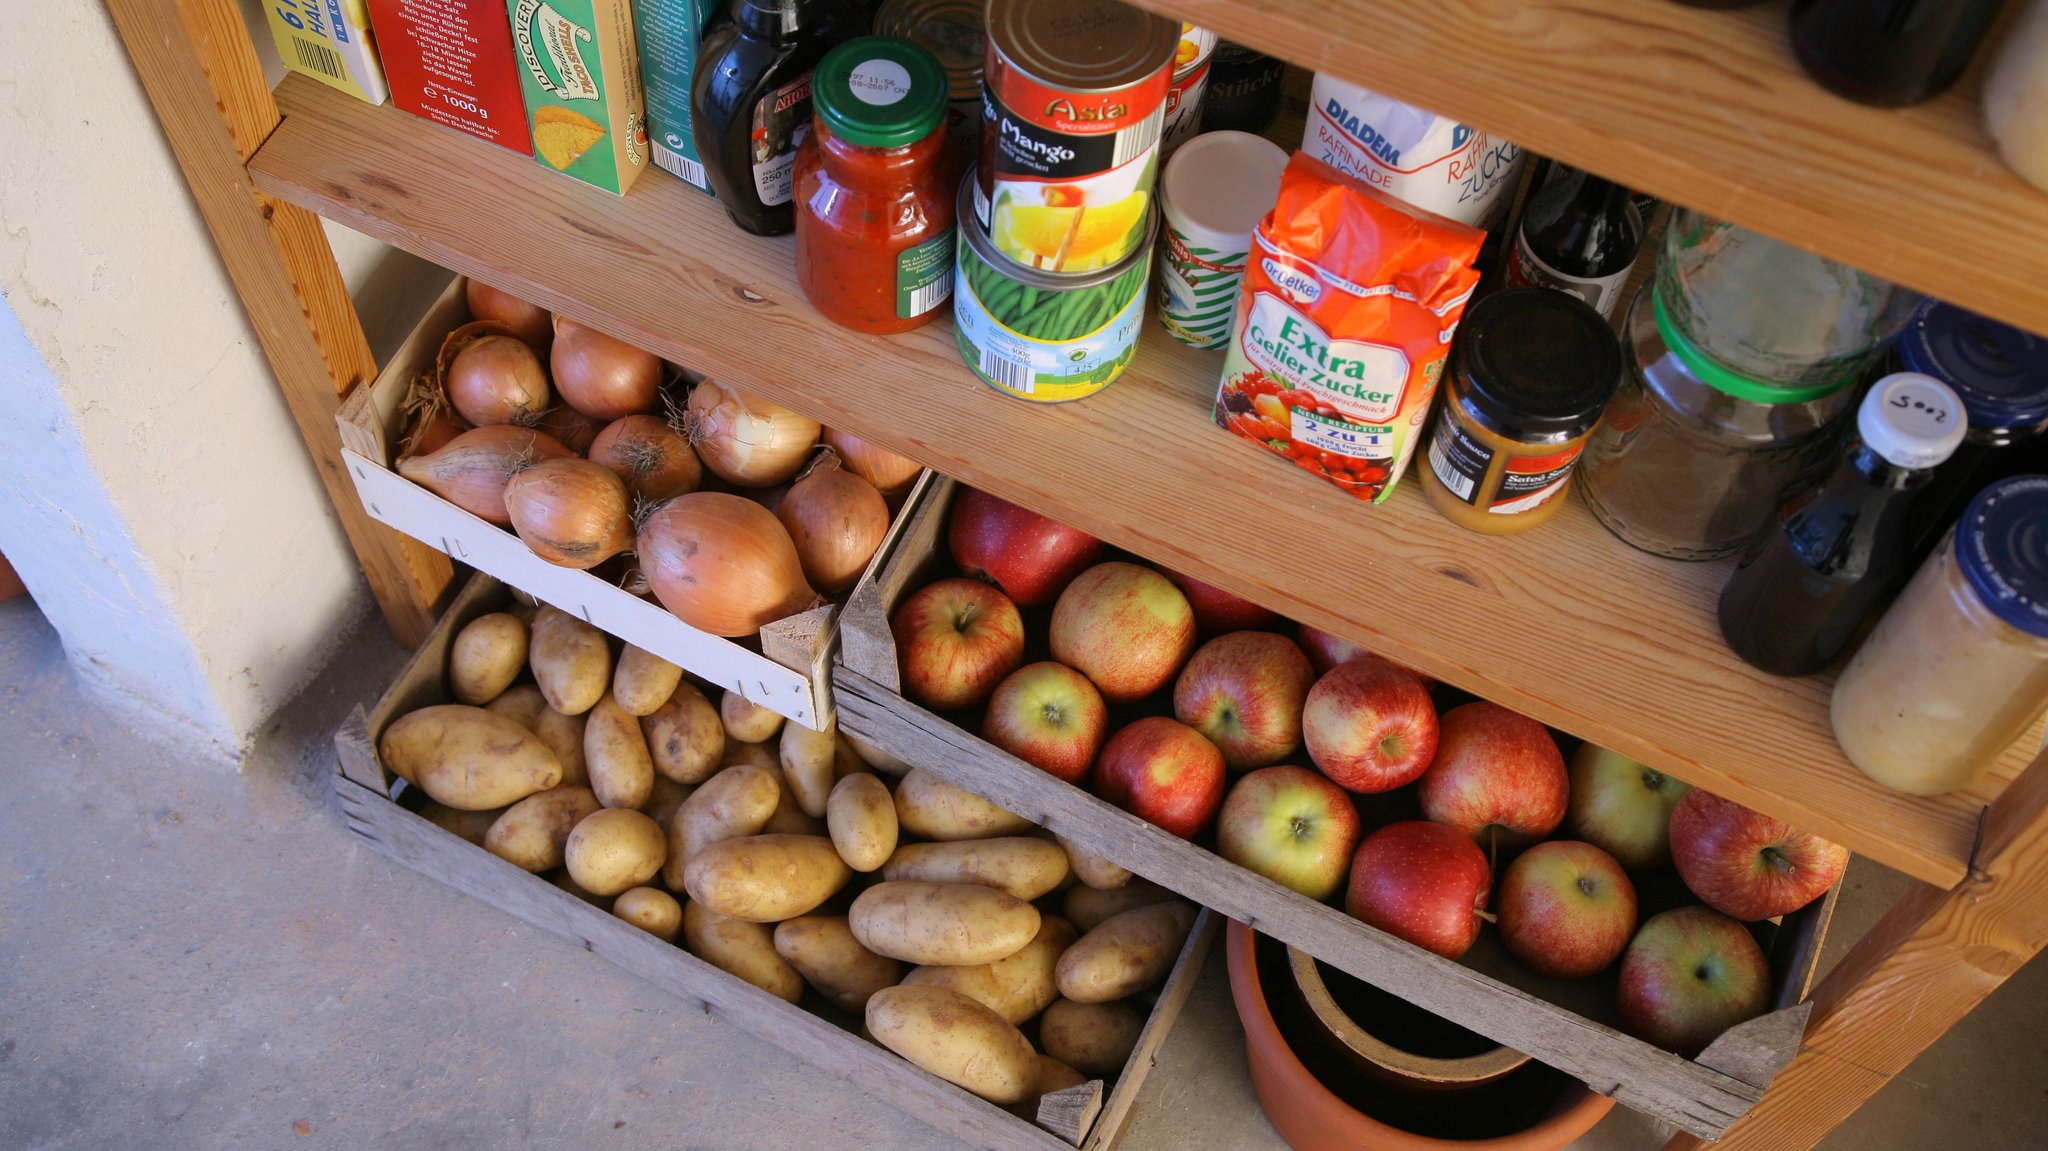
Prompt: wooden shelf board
<box><xmin>252</xmin><ymin>74</ymin><xmax>2033</xmax><ymax>889</ymax></box>
<box><xmin>1124</xmin><ymin>0</ymin><xmax>2048</xmax><ymax>337</ymax></box>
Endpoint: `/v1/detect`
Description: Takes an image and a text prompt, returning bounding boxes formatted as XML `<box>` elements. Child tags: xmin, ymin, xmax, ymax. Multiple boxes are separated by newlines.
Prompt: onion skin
<box><xmin>778</xmin><ymin>451</ymin><xmax>889</xmax><ymax>595</ymax></box>
<box><xmin>553</xmin><ymin>316</ymin><xmax>662</xmax><ymax>420</ymax></box>
<box><xmin>503</xmin><ymin>458</ymin><xmax>635</xmax><ymax>569</ymax></box>
<box><xmin>397</xmin><ymin>425</ymin><xmax>575</xmax><ymax>525</ymax></box>
<box><xmin>823</xmin><ymin>428</ymin><xmax>921</xmax><ymax>499</ymax></box>
<box><xmin>638</xmin><ymin>492</ymin><xmax>822</xmax><ymax>637</ymax></box>
<box><xmin>590</xmin><ymin>415</ymin><xmax>703</xmax><ymax>502</ymax></box>
<box><xmin>465</xmin><ymin>279</ymin><xmax>553</xmax><ymax>352</ymax></box>
<box><xmin>687</xmin><ymin>381</ymin><xmax>820</xmax><ymax>487</ymax></box>
<box><xmin>535</xmin><ymin>405</ymin><xmax>606</xmax><ymax>455</ymax></box>
<box><xmin>447</xmin><ymin>334</ymin><xmax>553</xmax><ymax>427</ymax></box>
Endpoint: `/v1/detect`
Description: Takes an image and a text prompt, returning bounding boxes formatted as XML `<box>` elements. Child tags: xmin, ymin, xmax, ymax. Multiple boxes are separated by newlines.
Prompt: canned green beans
<box><xmin>954</xmin><ymin>170</ymin><xmax>1156</xmax><ymax>402</ymax></box>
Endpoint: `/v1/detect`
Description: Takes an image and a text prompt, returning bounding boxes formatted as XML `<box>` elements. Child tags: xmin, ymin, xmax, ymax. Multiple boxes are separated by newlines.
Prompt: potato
<box><xmin>612</xmin><ymin>644</ymin><xmax>684</xmax><ymax>716</ymax></box>
<box><xmin>684</xmin><ymin>834</ymin><xmax>851</xmax><ymax>922</ymax></box>
<box><xmin>781</xmin><ymin>717</ymin><xmax>838</xmax><ymax>818</ymax></box>
<box><xmin>529</xmin><ymin>606</ymin><xmax>610</xmax><ymax>715</ymax></box>
<box><xmin>643</xmin><ymin>681</ymin><xmax>723</xmax><ymax>783</ymax></box>
<box><xmin>833</xmin><ymin>734</ymin><xmax>869</xmax><ymax>781</ymax></box>
<box><xmin>773</xmin><ymin>916</ymin><xmax>904</xmax><ymax>1013</ymax></box>
<box><xmin>846</xmin><ymin>731</ymin><xmax>911</xmax><ymax>775</ymax></box>
<box><xmin>903</xmin><ymin>915</ymin><xmax>1076</xmax><ymax>1024</ymax></box>
<box><xmin>564</xmin><ymin>808</ymin><xmax>667</xmax><ymax>896</ymax></box>
<box><xmin>866</xmin><ymin>986</ymin><xmax>1037</xmax><ymax>1105</ymax></box>
<box><xmin>549</xmin><ymin>869</ymin><xmax>609</xmax><ymax>907</ymax></box>
<box><xmin>532</xmin><ymin>706</ymin><xmax>589</xmax><ymax>786</ymax></box>
<box><xmin>895</xmin><ymin>768</ymin><xmax>1034</xmax><ymax>841</ymax></box>
<box><xmin>883</xmin><ymin>838</ymin><xmax>1069</xmax><ymax>901</ymax></box>
<box><xmin>641</xmin><ymin>774</ymin><xmax>692</xmax><ymax>829</ymax></box>
<box><xmin>827</xmin><ymin>773</ymin><xmax>896</xmax><ymax>872</ymax></box>
<box><xmin>380</xmin><ymin>705</ymin><xmax>561</xmax><ymax>810</ymax></box>
<box><xmin>483</xmin><ymin>683</ymin><xmax>547</xmax><ymax>729</ymax></box>
<box><xmin>450</xmin><ymin>612</ymin><xmax>529</xmax><ymax>705</ymax></box>
<box><xmin>485</xmin><ymin>785</ymin><xmax>602</xmax><ymax>872</ymax></box>
<box><xmin>684</xmin><ymin>901</ymin><xmax>803</xmax><ymax>1003</ymax></box>
<box><xmin>721</xmin><ymin>689</ymin><xmax>785</xmax><ymax>743</ymax></box>
<box><xmin>1054</xmin><ymin>901</ymin><xmax>1197</xmax><ymax>1004</ymax></box>
<box><xmin>1058</xmin><ymin>835</ymin><xmax>1132</xmax><ymax>891</ymax></box>
<box><xmin>849</xmin><ymin>881</ymin><xmax>1042</xmax><ymax>966</ymax></box>
<box><xmin>723</xmin><ymin>740</ymin><xmax>779</xmax><ymax>772</ymax></box>
<box><xmin>759</xmin><ymin>758</ymin><xmax>828</xmax><ymax>836</ymax></box>
<box><xmin>1040</xmin><ymin>998</ymin><xmax>1145</xmax><ymax>1077</ymax></box>
<box><xmin>1034</xmin><ymin>1054</ymin><xmax>1088</xmax><ymax>1096</ymax></box>
<box><xmin>415</xmin><ymin>799</ymin><xmax>503</xmax><ymax>846</ymax></box>
<box><xmin>1063</xmin><ymin>878</ymin><xmax>1177</xmax><ymax>933</ymax></box>
<box><xmin>662</xmin><ymin>763</ymin><xmax>780</xmax><ymax>891</ymax></box>
<box><xmin>612</xmin><ymin>886</ymin><xmax>683</xmax><ymax>941</ymax></box>
<box><xmin>585</xmin><ymin>692</ymin><xmax>654</xmax><ymax>810</ymax></box>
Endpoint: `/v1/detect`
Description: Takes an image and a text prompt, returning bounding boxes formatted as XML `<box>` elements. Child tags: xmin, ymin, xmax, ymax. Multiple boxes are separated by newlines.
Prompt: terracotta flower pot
<box><xmin>1285</xmin><ymin>944</ymin><xmax>1531</xmax><ymax>1093</ymax></box>
<box><xmin>1225</xmin><ymin>920</ymin><xmax>1614</xmax><ymax>1151</ymax></box>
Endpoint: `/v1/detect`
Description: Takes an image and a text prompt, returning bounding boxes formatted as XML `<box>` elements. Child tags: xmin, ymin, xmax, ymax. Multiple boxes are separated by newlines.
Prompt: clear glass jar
<box><xmin>1831</xmin><ymin>477</ymin><xmax>2048</xmax><ymax>796</ymax></box>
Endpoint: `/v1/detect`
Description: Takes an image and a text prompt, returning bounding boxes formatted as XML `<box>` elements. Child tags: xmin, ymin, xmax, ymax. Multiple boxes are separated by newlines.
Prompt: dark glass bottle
<box><xmin>692</xmin><ymin>0</ymin><xmax>859</xmax><ymax>236</ymax></box>
<box><xmin>1503</xmin><ymin>165</ymin><xmax>1642</xmax><ymax>320</ymax></box>
<box><xmin>1718</xmin><ymin>373</ymin><xmax>1966</xmax><ymax>676</ymax></box>
<box><xmin>1790</xmin><ymin>0</ymin><xmax>2006</xmax><ymax>107</ymax></box>
<box><xmin>1199</xmin><ymin>42</ymin><xmax>1286</xmax><ymax>134</ymax></box>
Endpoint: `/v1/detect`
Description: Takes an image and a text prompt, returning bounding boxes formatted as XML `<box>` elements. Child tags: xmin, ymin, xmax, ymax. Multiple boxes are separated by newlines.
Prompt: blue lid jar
<box><xmin>1958</xmin><ymin>476</ymin><xmax>2048</xmax><ymax>638</ymax></box>
<box><xmin>1899</xmin><ymin>299</ymin><xmax>2048</xmax><ymax>444</ymax></box>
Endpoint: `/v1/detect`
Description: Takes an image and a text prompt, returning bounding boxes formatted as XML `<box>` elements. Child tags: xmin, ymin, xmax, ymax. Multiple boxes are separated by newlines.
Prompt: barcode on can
<box><xmin>290</xmin><ymin>37</ymin><xmax>346</xmax><ymax>80</ymax></box>
<box><xmin>906</xmin><ymin>278</ymin><xmax>952</xmax><ymax>318</ymax></box>
<box><xmin>979</xmin><ymin>348</ymin><xmax>1034</xmax><ymax>394</ymax></box>
<box><xmin>1428</xmin><ymin>429</ymin><xmax>1476</xmax><ymax>501</ymax></box>
<box><xmin>1111</xmin><ymin>109</ymin><xmax>1164</xmax><ymax>168</ymax></box>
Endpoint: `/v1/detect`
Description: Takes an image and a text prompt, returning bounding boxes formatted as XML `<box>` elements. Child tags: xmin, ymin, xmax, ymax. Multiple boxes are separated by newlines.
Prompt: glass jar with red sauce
<box><xmin>795</xmin><ymin>36</ymin><xmax>955</xmax><ymax>334</ymax></box>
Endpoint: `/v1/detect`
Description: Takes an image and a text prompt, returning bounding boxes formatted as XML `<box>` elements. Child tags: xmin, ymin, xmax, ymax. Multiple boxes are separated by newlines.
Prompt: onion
<box><xmin>590</xmin><ymin>414</ymin><xmax>703</xmax><ymax>502</ymax></box>
<box><xmin>503</xmin><ymin>457</ymin><xmax>634</xmax><ymax>569</ymax></box>
<box><xmin>534</xmin><ymin>405</ymin><xmax>605</xmax><ymax>455</ymax></box>
<box><xmin>778</xmin><ymin>450</ymin><xmax>889</xmax><ymax>594</ymax></box>
<box><xmin>686</xmin><ymin>380</ymin><xmax>820</xmax><ymax>487</ymax></box>
<box><xmin>638</xmin><ymin>492</ymin><xmax>822</xmax><ymax>636</ymax></box>
<box><xmin>447</xmin><ymin>333</ymin><xmax>552</xmax><ymax>427</ymax></box>
<box><xmin>552</xmin><ymin>316</ymin><xmax>662</xmax><ymax>420</ymax></box>
<box><xmin>397</xmin><ymin>425</ymin><xmax>575</xmax><ymax>525</ymax></box>
<box><xmin>465</xmin><ymin>278</ymin><xmax>553</xmax><ymax>352</ymax></box>
<box><xmin>399</xmin><ymin>373</ymin><xmax>467</xmax><ymax>458</ymax></box>
<box><xmin>823</xmin><ymin>428</ymin><xmax>921</xmax><ymax>499</ymax></box>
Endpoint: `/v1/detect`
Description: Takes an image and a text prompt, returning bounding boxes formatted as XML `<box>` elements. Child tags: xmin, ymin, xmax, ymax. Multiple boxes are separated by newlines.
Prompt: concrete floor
<box><xmin>2</xmin><ymin>595</ymin><xmax>2043</xmax><ymax>1150</ymax></box>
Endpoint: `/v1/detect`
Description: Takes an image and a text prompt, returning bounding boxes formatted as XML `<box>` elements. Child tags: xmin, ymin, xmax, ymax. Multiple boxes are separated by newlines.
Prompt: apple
<box><xmin>1565</xmin><ymin>745</ymin><xmax>1692</xmax><ymax>871</ymax></box>
<box><xmin>1301</xmin><ymin>657</ymin><xmax>1439</xmax><ymax>794</ymax></box>
<box><xmin>1094</xmin><ymin>717</ymin><xmax>1226</xmax><ymax>839</ymax></box>
<box><xmin>1497</xmin><ymin>841</ymin><xmax>1638</xmax><ymax>979</ymax></box>
<box><xmin>1216</xmin><ymin>765</ymin><xmax>1363</xmax><ymax>901</ymax></box>
<box><xmin>1165</xmin><ymin>568</ymin><xmax>1279</xmax><ymax>633</ymax></box>
<box><xmin>1049</xmin><ymin>562</ymin><xmax>1196</xmax><ymax>704</ymax></box>
<box><xmin>983</xmin><ymin>661</ymin><xmax>1108</xmax><ymax>785</ymax></box>
<box><xmin>1172</xmin><ymin>631</ymin><xmax>1315</xmax><ymax>771</ymax></box>
<box><xmin>1345</xmin><ymin>821</ymin><xmax>1492</xmax><ymax>960</ymax></box>
<box><xmin>890</xmin><ymin>577</ymin><xmax>1025</xmax><ymax>711</ymax></box>
<box><xmin>1415</xmin><ymin>702</ymin><xmax>1567</xmax><ymax>851</ymax></box>
<box><xmin>1616</xmin><ymin>906</ymin><xmax>1771</xmax><ymax>1056</ymax></box>
<box><xmin>1669</xmin><ymin>789</ymin><xmax>1848</xmax><ymax>921</ymax></box>
<box><xmin>948</xmin><ymin>487</ymin><xmax>1105</xmax><ymax>608</ymax></box>
<box><xmin>1299</xmin><ymin>623</ymin><xmax>1436</xmax><ymax>689</ymax></box>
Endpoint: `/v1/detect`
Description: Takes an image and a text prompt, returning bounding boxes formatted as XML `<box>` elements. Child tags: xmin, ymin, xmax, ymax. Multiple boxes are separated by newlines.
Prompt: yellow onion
<box><xmin>552</xmin><ymin>316</ymin><xmax>662</xmax><ymax>420</ymax></box>
<box><xmin>399</xmin><ymin>373</ymin><xmax>468</xmax><ymax>458</ymax></box>
<box><xmin>397</xmin><ymin>425</ymin><xmax>575</xmax><ymax>525</ymax></box>
<box><xmin>638</xmin><ymin>492</ymin><xmax>822</xmax><ymax>636</ymax></box>
<box><xmin>503</xmin><ymin>457</ymin><xmax>635</xmax><ymax>569</ymax></box>
<box><xmin>823</xmin><ymin>428</ymin><xmax>921</xmax><ymax>499</ymax></box>
<box><xmin>778</xmin><ymin>449</ymin><xmax>889</xmax><ymax>595</ymax></box>
<box><xmin>444</xmin><ymin>328</ymin><xmax>552</xmax><ymax>427</ymax></box>
<box><xmin>465</xmin><ymin>279</ymin><xmax>553</xmax><ymax>352</ymax></box>
<box><xmin>686</xmin><ymin>380</ymin><xmax>819</xmax><ymax>487</ymax></box>
<box><xmin>534</xmin><ymin>405</ymin><xmax>606</xmax><ymax>455</ymax></box>
<box><xmin>589</xmin><ymin>414</ymin><xmax>703</xmax><ymax>502</ymax></box>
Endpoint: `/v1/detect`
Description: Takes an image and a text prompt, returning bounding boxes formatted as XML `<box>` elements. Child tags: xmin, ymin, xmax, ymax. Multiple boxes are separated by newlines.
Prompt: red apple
<box><xmin>1298</xmin><ymin>623</ymin><xmax>1436</xmax><ymax>689</ymax></box>
<box><xmin>1217</xmin><ymin>766</ymin><xmax>1362</xmax><ymax>901</ymax></box>
<box><xmin>948</xmin><ymin>488</ymin><xmax>1105</xmax><ymax>608</ymax></box>
<box><xmin>1172</xmin><ymin>632</ymin><xmax>1315</xmax><ymax>771</ymax></box>
<box><xmin>890</xmin><ymin>577</ymin><xmax>1025</xmax><ymax>711</ymax></box>
<box><xmin>1345</xmin><ymin>821</ymin><xmax>1491</xmax><ymax>960</ymax></box>
<box><xmin>1094</xmin><ymin>717</ymin><xmax>1225</xmax><ymax>839</ymax></box>
<box><xmin>1668</xmin><ymin>789</ymin><xmax>1847</xmax><ymax>921</ymax></box>
<box><xmin>1497</xmin><ymin>841</ymin><xmax>1638</xmax><ymax>979</ymax></box>
<box><xmin>1165</xmin><ymin>569</ymin><xmax>1279</xmax><ymax>633</ymax></box>
<box><xmin>1565</xmin><ymin>745</ymin><xmax>1692</xmax><ymax>871</ymax></box>
<box><xmin>1617</xmin><ymin>906</ymin><xmax>1771</xmax><ymax>1056</ymax></box>
<box><xmin>1415</xmin><ymin>702</ymin><xmax>1567</xmax><ymax>851</ymax></box>
<box><xmin>1301</xmin><ymin>657</ymin><xmax>1439</xmax><ymax>794</ymax></box>
<box><xmin>1049</xmin><ymin>562</ymin><xmax>1196</xmax><ymax>704</ymax></box>
<box><xmin>982</xmin><ymin>662</ymin><xmax>1108</xmax><ymax>785</ymax></box>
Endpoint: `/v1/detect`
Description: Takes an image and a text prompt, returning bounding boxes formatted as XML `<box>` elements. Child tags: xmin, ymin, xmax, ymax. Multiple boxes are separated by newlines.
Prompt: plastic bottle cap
<box><xmin>1160</xmin><ymin>130</ymin><xmax>1290</xmax><ymax>242</ymax></box>
<box><xmin>1858</xmin><ymin>372</ymin><xmax>1967</xmax><ymax>470</ymax></box>
<box><xmin>814</xmin><ymin>37</ymin><xmax>949</xmax><ymax>149</ymax></box>
<box><xmin>1958</xmin><ymin>476</ymin><xmax>2048</xmax><ymax>639</ymax></box>
<box><xmin>1899</xmin><ymin>299</ymin><xmax>2048</xmax><ymax>433</ymax></box>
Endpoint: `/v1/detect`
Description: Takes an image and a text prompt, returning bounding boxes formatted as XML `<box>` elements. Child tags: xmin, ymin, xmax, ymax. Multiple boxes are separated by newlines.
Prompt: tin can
<box><xmin>874</xmin><ymin>0</ymin><xmax>985</xmax><ymax>178</ymax></box>
<box><xmin>976</xmin><ymin>0</ymin><xmax>1177</xmax><ymax>275</ymax></box>
<box><xmin>955</xmin><ymin>170</ymin><xmax>1156</xmax><ymax>402</ymax></box>
<box><xmin>1156</xmin><ymin>130</ymin><xmax>1288</xmax><ymax>349</ymax></box>
<box><xmin>1159</xmin><ymin>24</ymin><xmax>1217</xmax><ymax>157</ymax></box>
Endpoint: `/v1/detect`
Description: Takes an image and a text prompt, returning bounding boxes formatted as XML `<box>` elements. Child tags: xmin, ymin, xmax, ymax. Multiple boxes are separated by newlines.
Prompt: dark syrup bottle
<box><xmin>1790</xmin><ymin>0</ymin><xmax>2007</xmax><ymax>107</ymax></box>
<box><xmin>1504</xmin><ymin>164</ymin><xmax>1642</xmax><ymax>321</ymax></box>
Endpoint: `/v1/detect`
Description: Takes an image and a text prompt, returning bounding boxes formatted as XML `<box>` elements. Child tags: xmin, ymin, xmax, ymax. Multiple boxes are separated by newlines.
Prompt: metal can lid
<box><xmin>1958</xmin><ymin>476</ymin><xmax>2048</xmax><ymax>639</ymax></box>
<box><xmin>1455</xmin><ymin>288</ymin><xmax>1624</xmax><ymax>439</ymax></box>
<box><xmin>874</xmin><ymin>0</ymin><xmax>985</xmax><ymax>103</ymax></box>
<box><xmin>987</xmin><ymin>0</ymin><xmax>1178</xmax><ymax>92</ymax></box>
<box><xmin>815</xmin><ymin>37</ymin><xmax>950</xmax><ymax>150</ymax></box>
<box><xmin>1899</xmin><ymin>298</ymin><xmax>2048</xmax><ymax>433</ymax></box>
<box><xmin>1857</xmin><ymin>373</ymin><xmax>1967</xmax><ymax>470</ymax></box>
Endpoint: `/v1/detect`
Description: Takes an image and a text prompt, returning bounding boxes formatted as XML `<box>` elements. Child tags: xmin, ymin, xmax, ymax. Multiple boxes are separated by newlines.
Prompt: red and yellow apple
<box><xmin>947</xmin><ymin>488</ymin><xmax>1105</xmax><ymax>608</ymax></box>
<box><xmin>1049</xmin><ymin>562</ymin><xmax>1196</xmax><ymax>704</ymax></box>
<box><xmin>982</xmin><ymin>661</ymin><xmax>1108</xmax><ymax>785</ymax></box>
<box><xmin>1344</xmin><ymin>820</ymin><xmax>1491</xmax><ymax>960</ymax></box>
<box><xmin>1669</xmin><ymin>789</ymin><xmax>1847</xmax><ymax>921</ymax></box>
<box><xmin>891</xmin><ymin>577</ymin><xmax>1025</xmax><ymax>711</ymax></box>
<box><xmin>1497</xmin><ymin>840</ymin><xmax>1637</xmax><ymax>979</ymax></box>
<box><xmin>1216</xmin><ymin>765</ymin><xmax>1362</xmax><ymax>901</ymax></box>
<box><xmin>1302</xmin><ymin>657</ymin><xmax>1439</xmax><ymax>793</ymax></box>
<box><xmin>1298</xmin><ymin>623</ymin><xmax>1370</xmax><ymax>675</ymax></box>
<box><xmin>1416</xmin><ymin>702</ymin><xmax>1567</xmax><ymax>850</ymax></box>
<box><xmin>1172</xmin><ymin>631</ymin><xmax>1314</xmax><ymax>771</ymax></box>
<box><xmin>1094</xmin><ymin>717</ymin><xmax>1225</xmax><ymax>840</ymax></box>
<box><xmin>1616</xmin><ymin>906</ymin><xmax>1771</xmax><ymax>1056</ymax></box>
<box><xmin>1165</xmin><ymin>568</ymin><xmax>1279</xmax><ymax>634</ymax></box>
<box><xmin>1565</xmin><ymin>745</ymin><xmax>1692</xmax><ymax>871</ymax></box>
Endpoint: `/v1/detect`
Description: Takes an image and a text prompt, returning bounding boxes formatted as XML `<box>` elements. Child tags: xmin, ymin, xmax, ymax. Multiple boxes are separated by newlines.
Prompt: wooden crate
<box><xmin>335</xmin><ymin>276</ymin><xmax>930</xmax><ymax>728</ymax></box>
<box><xmin>832</xmin><ymin>476</ymin><xmax>1840</xmax><ymax>1141</ymax></box>
<box><xmin>331</xmin><ymin>573</ymin><xmax>1218</xmax><ymax>1151</ymax></box>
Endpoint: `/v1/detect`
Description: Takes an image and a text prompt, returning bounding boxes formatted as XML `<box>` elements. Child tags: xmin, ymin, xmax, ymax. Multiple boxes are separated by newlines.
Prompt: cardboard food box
<box><xmin>265</xmin><ymin>0</ymin><xmax>390</xmax><ymax>104</ymax></box>
<box><xmin>505</xmin><ymin>0</ymin><xmax>649</xmax><ymax>194</ymax></box>
<box><xmin>635</xmin><ymin>0</ymin><xmax>715</xmax><ymax>194</ymax></box>
<box><xmin>366</xmin><ymin>0</ymin><xmax>534</xmax><ymax>154</ymax></box>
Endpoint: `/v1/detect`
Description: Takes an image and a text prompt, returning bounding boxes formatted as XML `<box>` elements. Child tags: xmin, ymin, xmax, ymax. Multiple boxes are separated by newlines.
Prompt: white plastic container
<box><xmin>1986</xmin><ymin>0</ymin><xmax>2048</xmax><ymax>193</ymax></box>
<box><xmin>1155</xmin><ymin>131</ymin><xmax>1289</xmax><ymax>349</ymax></box>
<box><xmin>1301</xmin><ymin>74</ymin><xmax>1524</xmax><ymax>227</ymax></box>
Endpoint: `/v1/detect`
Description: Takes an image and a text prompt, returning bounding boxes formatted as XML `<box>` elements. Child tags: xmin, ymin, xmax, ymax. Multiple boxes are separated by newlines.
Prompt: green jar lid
<box><xmin>1652</xmin><ymin>286</ymin><xmax>1850</xmax><ymax>405</ymax></box>
<box><xmin>815</xmin><ymin>37</ymin><xmax>949</xmax><ymax>149</ymax></box>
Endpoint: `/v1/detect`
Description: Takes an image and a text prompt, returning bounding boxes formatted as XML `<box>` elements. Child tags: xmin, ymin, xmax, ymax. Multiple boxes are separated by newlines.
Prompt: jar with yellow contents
<box><xmin>1421</xmin><ymin>288</ymin><xmax>1624</xmax><ymax>534</ymax></box>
